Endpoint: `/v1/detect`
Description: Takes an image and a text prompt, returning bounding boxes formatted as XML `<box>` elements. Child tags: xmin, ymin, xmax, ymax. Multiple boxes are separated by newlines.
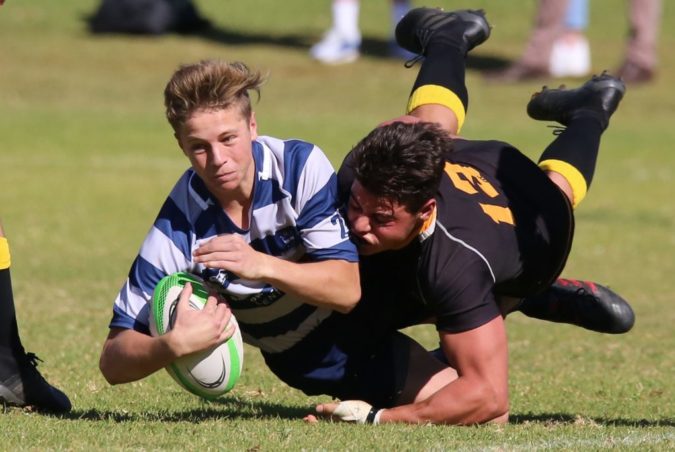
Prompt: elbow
<box><xmin>335</xmin><ymin>286</ymin><xmax>361</xmax><ymax>314</ymax></box>
<box><xmin>330</xmin><ymin>263</ymin><xmax>361</xmax><ymax>314</ymax></box>
<box><xmin>99</xmin><ymin>348</ymin><xmax>127</xmax><ymax>386</ymax></box>
<box><xmin>99</xmin><ymin>355</ymin><xmax>118</xmax><ymax>385</ymax></box>
<box><xmin>476</xmin><ymin>385</ymin><xmax>510</xmax><ymax>424</ymax></box>
<box><xmin>340</xmin><ymin>267</ymin><xmax>362</xmax><ymax>313</ymax></box>
<box><xmin>483</xmin><ymin>397</ymin><xmax>509</xmax><ymax>424</ymax></box>
<box><xmin>99</xmin><ymin>353</ymin><xmax>127</xmax><ymax>386</ymax></box>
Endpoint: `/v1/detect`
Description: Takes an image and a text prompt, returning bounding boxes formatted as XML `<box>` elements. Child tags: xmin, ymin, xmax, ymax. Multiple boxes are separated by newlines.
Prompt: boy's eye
<box><xmin>373</xmin><ymin>215</ymin><xmax>392</xmax><ymax>225</ymax></box>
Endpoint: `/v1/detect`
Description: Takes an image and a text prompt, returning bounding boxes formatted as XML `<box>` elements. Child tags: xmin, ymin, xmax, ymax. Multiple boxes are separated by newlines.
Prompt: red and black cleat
<box><xmin>518</xmin><ymin>278</ymin><xmax>635</xmax><ymax>334</ymax></box>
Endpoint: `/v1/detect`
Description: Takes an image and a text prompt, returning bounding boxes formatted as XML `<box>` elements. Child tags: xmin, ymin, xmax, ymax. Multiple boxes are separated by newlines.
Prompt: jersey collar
<box><xmin>418</xmin><ymin>205</ymin><xmax>437</xmax><ymax>242</ymax></box>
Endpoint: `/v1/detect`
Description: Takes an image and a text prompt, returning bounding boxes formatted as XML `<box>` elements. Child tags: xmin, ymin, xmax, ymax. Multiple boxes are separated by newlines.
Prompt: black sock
<box><xmin>0</xmin><ymin>268</ymin><xmax>23</xmax><ymax>354</ymax></box>
<box><xmin>538</xmin><ymin>114</ymin><xmax>604</xmax><ymax>205</ymax></box>
<box><xmin>407</xmin><ymin>43</ymin><xmax>468</xmax><ymax>130</ymax></box>
<box><xmin>517</xmin><ymin>290</ymin><xmax>552</xmax><ymax>320</ymax></box>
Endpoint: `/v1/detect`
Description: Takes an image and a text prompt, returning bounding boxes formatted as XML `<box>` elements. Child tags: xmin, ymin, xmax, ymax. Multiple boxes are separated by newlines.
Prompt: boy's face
<box><xmin>176</xmin><ymin>106</ymin><xmax>257</xmax><ymax>202</ymax></box>
<box><xmin>347</xmin><ymin>180</ymin><xmax>434</xmax><ymax>256</ymax></box>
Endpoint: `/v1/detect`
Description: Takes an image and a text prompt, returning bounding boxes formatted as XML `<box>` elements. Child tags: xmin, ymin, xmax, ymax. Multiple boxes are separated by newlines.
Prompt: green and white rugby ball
<box><xmin>149</xmin><ymin>272</ymin><xmax>244</xmax><ymax>400</ymax></box>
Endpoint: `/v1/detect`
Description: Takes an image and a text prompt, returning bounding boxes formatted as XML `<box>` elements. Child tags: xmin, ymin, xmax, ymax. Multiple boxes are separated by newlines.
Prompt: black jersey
<box><xmin>339</xmin><ymin>138</ymin><xmax>574</xmax><ymax>335</ymax></box>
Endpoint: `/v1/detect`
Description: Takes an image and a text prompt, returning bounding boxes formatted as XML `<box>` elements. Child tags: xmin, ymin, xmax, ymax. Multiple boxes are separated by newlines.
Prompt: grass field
<box><xmin>1</xmin><ymin>0</ymin><xmax>674</xmax><ymax>449</ymax></box>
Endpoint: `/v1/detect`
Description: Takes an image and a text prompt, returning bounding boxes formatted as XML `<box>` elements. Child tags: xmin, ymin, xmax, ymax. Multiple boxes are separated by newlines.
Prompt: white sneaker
<box><xmin>549</xmin><ymin>35</ymin><xmax>591</xmax><ymax>78</ymax></box>
<box><xmin>310</xmin><ymin>29</ymin><xmax>361</xmax><ymax>64</ymax></box>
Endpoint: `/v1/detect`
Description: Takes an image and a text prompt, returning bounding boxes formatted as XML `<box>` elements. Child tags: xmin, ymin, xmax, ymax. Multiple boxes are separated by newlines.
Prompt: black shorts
<box><xmin>496</xmin><ymin>184</ymin><xmax>575</xmax><ymax>298</ymax></box>
<box><xmin>263</xmin><ymin>318</ymin><xmax>412</xmax><ymax>408</ymax></box>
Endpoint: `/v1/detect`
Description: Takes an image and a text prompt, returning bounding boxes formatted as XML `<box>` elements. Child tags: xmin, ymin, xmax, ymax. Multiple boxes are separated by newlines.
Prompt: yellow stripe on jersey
<box><xmin>406</xmin><ymin>85</ymin><xmax>466</xmax><ymax>133</ymax></box>
<box><xmin>479</xmin><ymin>203</ymin><xmax>515</xmax><ymax>225</ymax></box>
<box><xmin>539</xmin><ymin>159</ymin><xmax>587</xmax><ymax>208</ymax></box>
<box><xmin>0</xmin><ymin>237</ymin><xmax>10</xmax><ymax>270</ymax></box>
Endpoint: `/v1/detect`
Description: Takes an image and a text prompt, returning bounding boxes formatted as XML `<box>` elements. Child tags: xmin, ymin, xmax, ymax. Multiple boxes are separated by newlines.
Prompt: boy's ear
<box><xmin>418</xmin><ymin>198</ymin><xmax>436</xmax><ymax>221</ymax></box>
<box><xmin>249</xmin><ymin>111</ymin><xmax>258</xmax><ymax>140</ymax></box>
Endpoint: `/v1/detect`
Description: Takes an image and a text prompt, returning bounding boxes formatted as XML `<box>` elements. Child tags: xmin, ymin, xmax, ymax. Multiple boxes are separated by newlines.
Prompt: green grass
<box><xmin>1</xmin><ymin>0</ymin><xmax>674</xmax><ymax>449</ymax></box>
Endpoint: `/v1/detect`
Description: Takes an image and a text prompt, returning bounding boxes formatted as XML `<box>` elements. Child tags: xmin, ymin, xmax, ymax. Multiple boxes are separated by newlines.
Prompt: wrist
<box><xmin>366</xmin><ymin>407</ymin><xmax>384</xmax><ymax>425</ymax></box>
<box><xmin>258</xmin><ymin>252</ymin><xmax>276</xmax><ymax>281</ymax></box>
<box><xmin>162</xmin><ymin>330</ymin><xmax>186</xmax><ymax>359</ymax></box>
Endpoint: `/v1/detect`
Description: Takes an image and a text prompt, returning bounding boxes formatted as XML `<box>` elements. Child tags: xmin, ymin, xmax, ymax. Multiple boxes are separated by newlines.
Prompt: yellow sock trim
<box><xmin>406</xmin><ymin>85</ymin><xmax>466</xmax><ymax>133</ymax></box>
<box><xmin>0</xmin><ymin>237</ymin><xmax>10</xmax><ymax>270</ymax></box>
<box><xmin>539</xmin><ymin>159</ymin><xmax>588</xmax><ymax>208</ymax></box>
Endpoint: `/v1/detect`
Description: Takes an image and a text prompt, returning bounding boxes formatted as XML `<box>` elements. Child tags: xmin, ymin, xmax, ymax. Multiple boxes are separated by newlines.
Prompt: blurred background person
<box><xmin>549</xmin><ymin>0</ymin><xmax>591</xmax><ymax>78</ymax></box>
<box><xmin>87</xmin><ymin>0</ymin><xmax>210</xmax><ymax>35</ymax></box>
<box><xmin>485</xmin><ymin>0</ymin><xmax>572</xmax><ymax>82</ymax></box>
<box><xmin>310</xmin><ymin>0</ymin><xmax>414</xmax><ymax>64</ymax></box>
<box><xmin>487</xmin><ymin>0</ymin><xmax>661</xmax><ymax>84</ymax></box>
<box><xmin>616</xmin><ymin>0</ymin><xmax>661</xmax><ymax>83</ymax></box>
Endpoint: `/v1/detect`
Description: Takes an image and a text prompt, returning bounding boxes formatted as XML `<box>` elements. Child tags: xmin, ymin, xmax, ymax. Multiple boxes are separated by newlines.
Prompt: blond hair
<box><xmin>164</xmin><ymin>60</ymin><xmax>265</xmax><ymax>132</ymax></box>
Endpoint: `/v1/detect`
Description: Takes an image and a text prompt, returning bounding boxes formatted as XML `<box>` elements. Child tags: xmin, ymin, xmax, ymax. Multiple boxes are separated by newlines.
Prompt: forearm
<box><xmin>379</xmin><ymin>376</ymin><xmax>509</xmax><ymax>425</ymax></box>
<box><xmin>99</xmin><ymin>329</ymin><xmax>178</xmax><ymax>385</ymax></box>
<box><xmin>261</xmin><ymin>258</ymin><xmax>360</xmax><ymax>313</ymax></box>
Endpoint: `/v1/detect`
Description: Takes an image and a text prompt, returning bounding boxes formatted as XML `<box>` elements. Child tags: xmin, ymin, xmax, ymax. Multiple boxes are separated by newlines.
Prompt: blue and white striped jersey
<box><xmin>109</xmin><ymin>136</ymin><xmax>358</xmax><ymax>353</ymax></box>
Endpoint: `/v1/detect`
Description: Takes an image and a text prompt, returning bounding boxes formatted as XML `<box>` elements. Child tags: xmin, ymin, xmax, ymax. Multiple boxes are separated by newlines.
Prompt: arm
<box><xmin>99</xmin><ymin>328</ymin><xmax>177</xmax><ymax>385</ymax></box>
<box><xmin>380</xmin><ymin>315</ymin><xmax>509</xmax><ymax>424</ymax></box>
<box><xmin>194</xmin><ymin>236</ymin><xmax>360</xmax><ymax>313</ymax></box>
<box><xmin>313</xmin><ymin>316</ymin><xmax>509</xmax><ymax>425</ymax></box>
<box><xmin>255</xmin><ymin>255</ymin><xmax>360</xmax><ymax>313</ymax></box>
<box><xmin>100</xmin><ymin>284</ymin><xmax>234</xmax><ymax>384</ymax></box>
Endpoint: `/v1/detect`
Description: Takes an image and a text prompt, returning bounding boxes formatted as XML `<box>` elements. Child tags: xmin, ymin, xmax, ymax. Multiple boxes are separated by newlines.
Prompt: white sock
<box><xmin>332</xmin><ymin>0</ymin><xmax>360</xmax><ymax>42</ymax></box>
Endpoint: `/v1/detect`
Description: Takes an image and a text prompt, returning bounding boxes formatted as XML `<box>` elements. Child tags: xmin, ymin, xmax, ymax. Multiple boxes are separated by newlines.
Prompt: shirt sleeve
<box><xmin>425</xmin><ymin>248</ymin><xmax>501</xmax><ymax>333</ymax></box>
<box><xmin>109</xmin><ymin>176</ymin><xmax>197</xmax><ymax>333</ymax></box>
<box><xmin>293</xmin><ymin>144</ymin><xmax>358</xmax><ymax>262</ymax></box>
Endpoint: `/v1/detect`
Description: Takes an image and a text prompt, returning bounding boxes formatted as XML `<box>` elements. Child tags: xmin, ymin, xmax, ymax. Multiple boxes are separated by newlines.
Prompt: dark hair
<box><xmin>352</xmin><ymin>121</ymin><xmax>450</xmax><ymax>212</ymax></box>
<box><xmin>164</xmin><ymin>60</ymin><xmax>265</xmax><ymax>132</ymax></box>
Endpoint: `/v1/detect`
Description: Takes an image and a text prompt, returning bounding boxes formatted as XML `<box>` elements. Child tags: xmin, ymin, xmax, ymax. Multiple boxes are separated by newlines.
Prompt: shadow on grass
<box><xmin>86</xmin><ymin>21</ymin><xmax>512</xmax><ymax>69</ymax></box>
<box><xmin>45</xmin><ymin>402</ymin><xmax>675</xmax><ymax>427</ymax></box>
<box><xmin>510</xmin><ymin>412</ymin><xmax>675</xmax><ymax>428</ymax></box>
<box><xmin>198</xmin><ymin>27</ymin><xmax>512</xmax><ymax>69</ymax></box>
<box><xmin>191</xmin><ymin>26</ymin><xmax>311</xmax><ymax>51</ymax></box>
<box><xmin>52</xmin><ymin>398</ymin><xmax>312</xmax><ymax>423</ymax></box>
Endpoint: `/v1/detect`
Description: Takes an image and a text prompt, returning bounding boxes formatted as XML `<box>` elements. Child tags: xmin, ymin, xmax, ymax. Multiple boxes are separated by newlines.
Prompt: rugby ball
<box><xmin>149</xmin><ymin>272</ymin><xmax>244</xmax><ymax>400</ymax></box>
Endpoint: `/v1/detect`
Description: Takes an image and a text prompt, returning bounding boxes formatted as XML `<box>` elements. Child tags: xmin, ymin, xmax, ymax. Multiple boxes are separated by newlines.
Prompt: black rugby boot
<box><xmin>527</xmin><ymin>72</ymin><xmax>626</xmax><ymax>130</ymax></box>
<box><xmin>0</xmin><ymin>347</ymin><xmax>71</xmax><ymax>413</ymax></box>
<box><xmin>395</xmin><ymin>7</ymin><xmax>491</xmax><ymax>57</ymax></box>
<box><xmin>518</xmin><ymin>279</ymin><xmax>635</xmax><ymax>334</ymax></box>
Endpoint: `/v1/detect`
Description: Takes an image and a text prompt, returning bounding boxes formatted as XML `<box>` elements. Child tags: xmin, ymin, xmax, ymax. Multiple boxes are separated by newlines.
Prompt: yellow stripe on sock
<box><xmin>406</xmin><ymin>85</ymin><xmax>466</xmax><ymax>133</ymax></box>
<box><xmin>0</xmin><ymin>237</ymin><xmax>10</xmax><ymax>270</ymax></box>
<box><xmin>539</xmin><ymin>159</ymin><xmax>588</xmax><ymax>208</ymax></box>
